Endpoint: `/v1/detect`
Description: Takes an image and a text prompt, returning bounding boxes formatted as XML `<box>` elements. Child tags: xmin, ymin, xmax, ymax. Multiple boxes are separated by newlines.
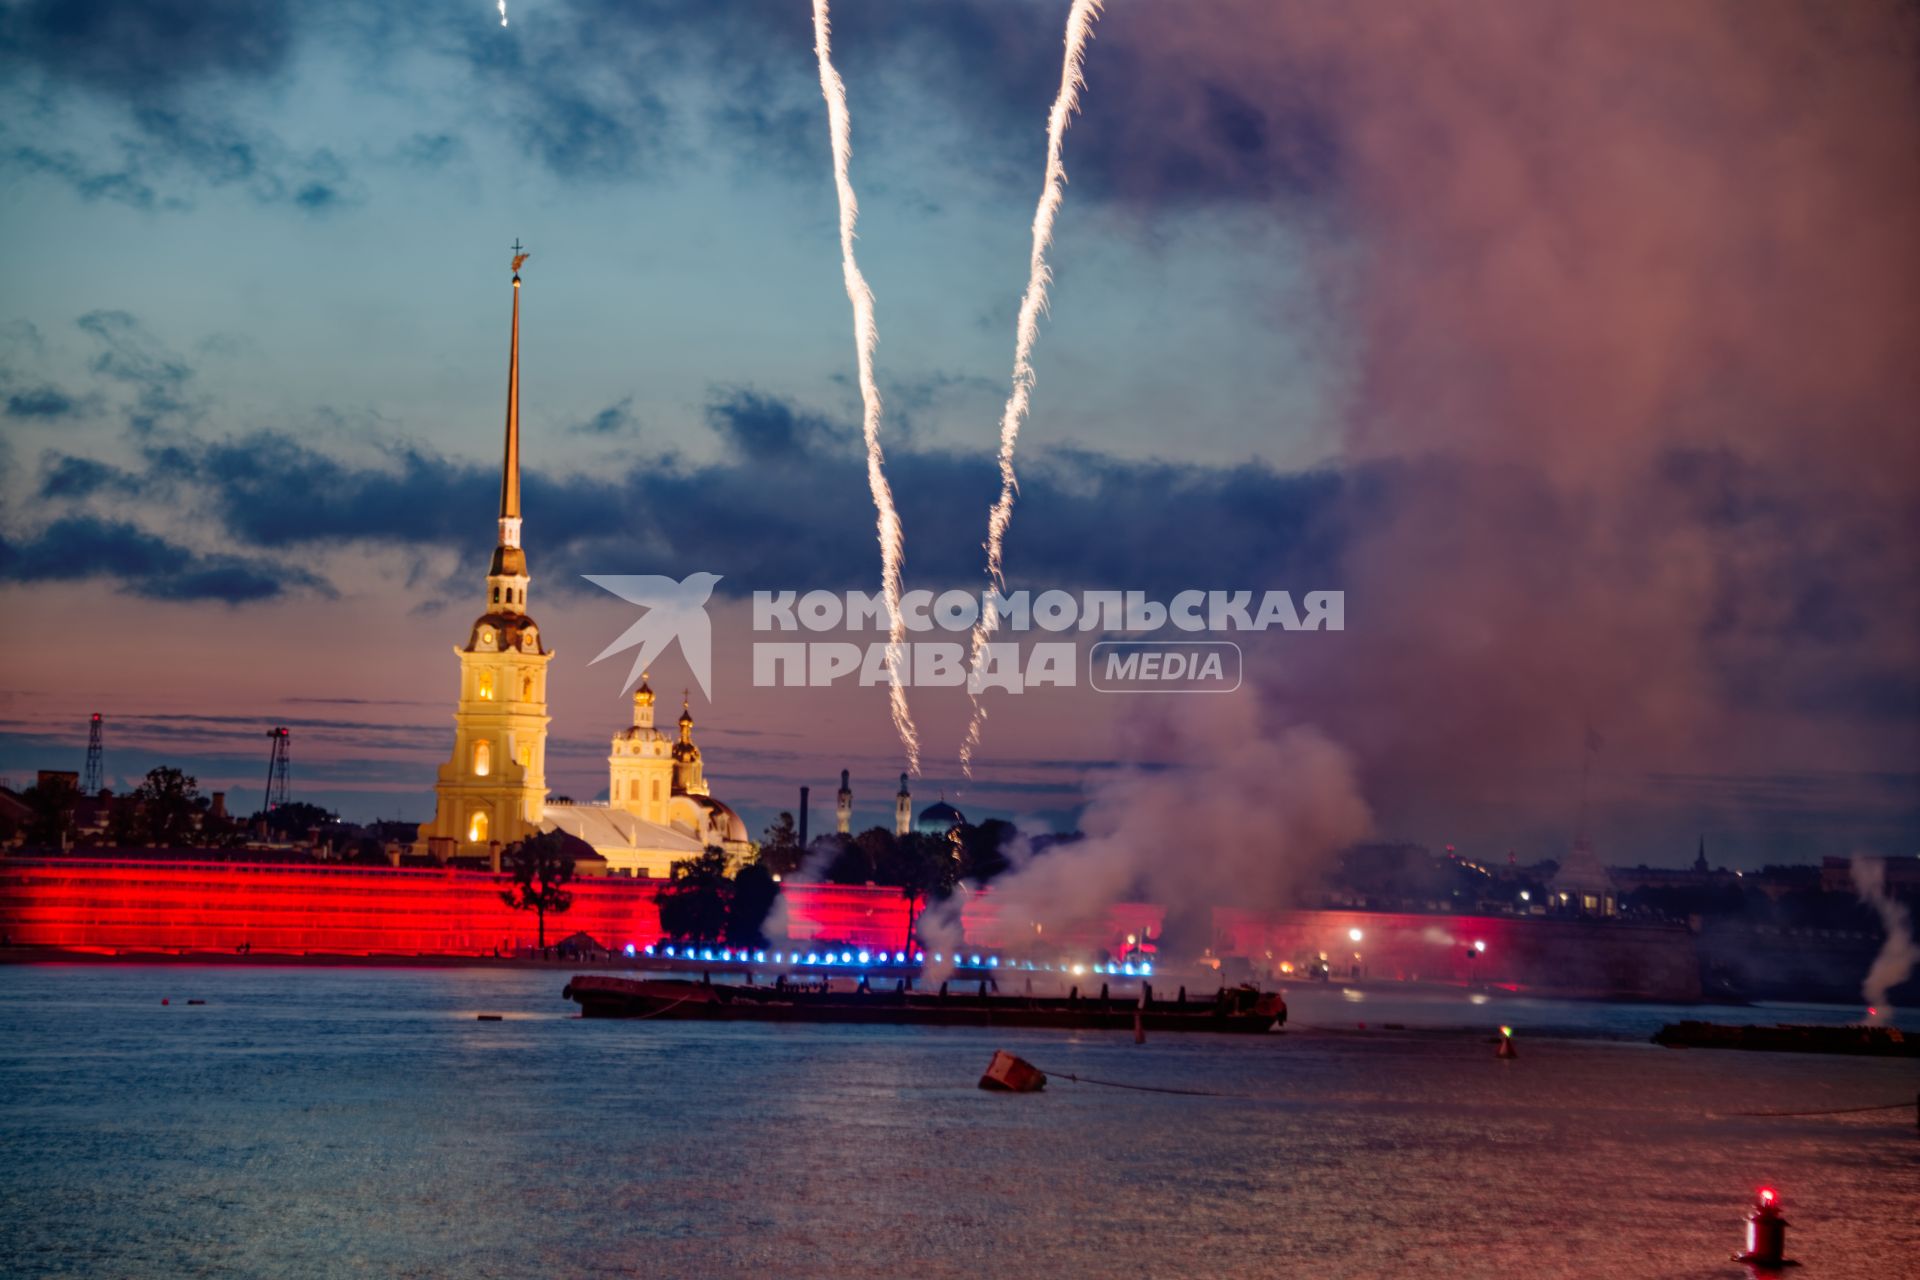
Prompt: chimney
<box><xmin>798</xmin><ymin>786</ymin><xmax>810</xmax><ymax>850</ymax></box>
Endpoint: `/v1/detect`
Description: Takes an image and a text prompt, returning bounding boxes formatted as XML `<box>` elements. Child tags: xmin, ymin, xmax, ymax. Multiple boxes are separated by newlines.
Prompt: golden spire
<box><xmin>500</xmin><ymin>239</ymin><xmax>527</xmax><ymax>527</ymax></box>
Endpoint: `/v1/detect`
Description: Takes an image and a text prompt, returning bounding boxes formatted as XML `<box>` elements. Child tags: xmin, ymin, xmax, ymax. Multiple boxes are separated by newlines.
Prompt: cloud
<box><xmin>568</xmin><ymin>396</ymin><xmax>638</xmax><ymax>437</ymax></box>
<box><xmin>73</xmin><ymin>309</ymin><xmax>198</xmax><ymax>432</ymax></box>
<box><xmin>6</xmin><ymin>385</ymin><xmax>81</xmax><ymax>418</ymax></box>
<box><xmin>0</xmin><ymin>514</ymin><xmax>327</xmax><ymax>603</ymax></box>
<box><xmin>705</xmin><ymin>388</ymin><xmax>847</xmax><ymax>459</ymax></box>
<box><xmin>2</xmin><ymin>0</ymin><xmax>295</xmax><ymax>97</ymax></box>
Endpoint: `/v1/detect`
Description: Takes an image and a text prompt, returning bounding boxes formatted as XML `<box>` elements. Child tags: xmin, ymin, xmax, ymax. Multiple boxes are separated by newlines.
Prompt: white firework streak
<box><xmin>812</xmin><ymin>0</ymin><xmax>921</xmax><ymax>774</ymax></box>
<box><xmin>960</xmin><ymin>0</ymin><xmax>1103</xmax><ymax>778</ymax></box>
<box><xmin>497</xmin><ymin>0</ymin><xmax>508</xmax><ymax>26</ymax></box>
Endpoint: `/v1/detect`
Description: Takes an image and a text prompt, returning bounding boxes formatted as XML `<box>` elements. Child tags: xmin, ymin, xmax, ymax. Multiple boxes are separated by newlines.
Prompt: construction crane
<box><xmin>82</xmin><ymin>713</ymin><xmax>104</xmax><ymax>794</ymax></box>
<box><xmin>262</xmin><ymin>726</ymin><xmax>291</xmax><ymax>813</ymax></box>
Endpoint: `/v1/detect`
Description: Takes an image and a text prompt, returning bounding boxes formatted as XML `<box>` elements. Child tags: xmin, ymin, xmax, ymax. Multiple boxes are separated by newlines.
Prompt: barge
<box><xmin>563</xmin><ymin>975</ymin><xmax>1286</xmax><ymax>1033</ymax></box>
<box><xmin>1652</xmin><ymin>1020</ymin><xmax>1915</xmax><ymax>1057</ymax></box>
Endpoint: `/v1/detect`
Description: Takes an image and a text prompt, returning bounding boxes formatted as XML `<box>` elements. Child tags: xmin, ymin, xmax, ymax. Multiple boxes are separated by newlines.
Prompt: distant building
<box><xmin>1821</xmin><ymin>855</ymin><xmax>1920</xmax><ymax>896</ymax></box>
<box><xmin>1551</xmin><ymin>837</ymin><xmax>1617</xmax><ymax>916</ymax></box>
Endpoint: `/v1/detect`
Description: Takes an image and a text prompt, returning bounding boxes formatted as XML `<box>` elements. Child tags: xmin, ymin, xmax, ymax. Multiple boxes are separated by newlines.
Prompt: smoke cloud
<box><xmin>1850</xmin><ymin>856</ymin><xmax>1918</xmax><ymax>1019</ymax></box>
<box><xmin>1098</xmin><ymin>1</ymin><xmax>1920</xmax><ymax>850</ymax></box>
<box><xmin>927</xmin><ymin>698</ymin><xmax>1371</xmax><ymax>970</ymax></box>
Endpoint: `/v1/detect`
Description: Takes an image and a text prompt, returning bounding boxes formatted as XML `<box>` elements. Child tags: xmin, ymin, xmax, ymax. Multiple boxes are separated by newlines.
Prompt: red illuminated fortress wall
<box><xmin>0</xmin><ymin>858</ymin><xmax>1700</xmax><ymax>999</ymax></box>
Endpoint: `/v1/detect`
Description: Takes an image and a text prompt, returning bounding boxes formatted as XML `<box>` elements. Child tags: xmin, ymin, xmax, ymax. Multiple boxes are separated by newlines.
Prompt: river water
<box><xmin>1</xmin><ymin>966</ymin><xmax>1914</xmax><ymax>1279</ymax></box>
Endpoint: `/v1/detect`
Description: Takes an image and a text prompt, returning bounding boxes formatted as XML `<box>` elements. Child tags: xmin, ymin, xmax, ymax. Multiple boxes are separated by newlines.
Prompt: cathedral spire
<box><xmin>499</xmin><ymin>240</ymin><xmax>529</xmax><ymax>547</ymax></box>
<box><xmin>486</xmin><ymin>242</ymin><xmax>532</xmax><ymax>616</ymax></box>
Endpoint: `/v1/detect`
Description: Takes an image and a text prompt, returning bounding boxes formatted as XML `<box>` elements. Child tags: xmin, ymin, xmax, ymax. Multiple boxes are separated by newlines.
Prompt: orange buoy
<box><xmin>978</xmin><ymin>1050</ymin><xmax>1047</xmax><ymax>1092</ymax></box>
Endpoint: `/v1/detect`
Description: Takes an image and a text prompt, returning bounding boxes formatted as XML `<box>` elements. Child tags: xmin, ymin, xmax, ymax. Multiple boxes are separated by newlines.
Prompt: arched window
<box><xmin>521</xmin><ymin>674</ymin><xmax>534</xmax><ymax>700</ymax></box>
<box><xmin>473</xmin><ymin>741</ymin><xmax>491</xmax><ymax>777</ymax></box>
<box><xmin>516</xmin><ymin>741</ymin><xmax>532</xmax><ymax>768</ymax></box>
<box><xmin>468</xmin><ymin>810</ymin><xmax>489</xmax><ymax>843</ymax></box>
<box><xmin>652</xmin><ymin>780</ymin><xmax>661</xmax><ymax>802</ymax></box>
<box><xmin>477</xmin><ymin>672</ymin><xmax>495</xmax><ymax>700</ymax></box>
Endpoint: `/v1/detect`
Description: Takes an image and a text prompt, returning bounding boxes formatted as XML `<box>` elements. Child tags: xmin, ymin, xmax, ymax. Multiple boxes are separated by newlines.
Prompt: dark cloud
<box><xmin>568</xmin><ymin>396</ymin><xmax>638</xmax><ymax>436</ymax></box>
<box><xmin>3</xmin><ymin>0</ymin><xmax>294</xmax><ymax>97</ymax></box>
<box><xmin>39</xmin><ymin>454</ymin><xmax>141</xmax><ymax>498</ymax></box>
<box><xmin>6</xmin><ymin>385</ymin><xmax>80</xmax><ymax>418</ymax></box>
<box><xmin>0</xmin><ymin>514</ymin><xmax>326</xmax><ymax>603</ymax></box>
<box><xmin>705</xmin><ymin>388</ymin><xmax>847</xmax><ymax>459</ymax></box>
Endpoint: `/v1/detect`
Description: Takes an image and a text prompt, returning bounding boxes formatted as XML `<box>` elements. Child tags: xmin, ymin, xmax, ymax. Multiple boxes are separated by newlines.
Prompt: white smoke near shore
<box><xmin>1850</xmin><ymin>856</ymin><xmax>1918</xmax><ymax>1020</ymax></box>
<box><xmin>923</xmin><ymin>698</ymin><xmax>1371</xmax><ymax>979</ymax></box>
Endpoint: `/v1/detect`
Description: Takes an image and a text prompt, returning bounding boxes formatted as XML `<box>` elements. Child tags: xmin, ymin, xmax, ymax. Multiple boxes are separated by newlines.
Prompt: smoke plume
<box><xmin>1850</xmin><ymin>856</ymin><xmax>1918</xmax><ymax>1019</ymax></box>
<box><xmin>929</xmin><ymin>698</ymin><xmax>1370</xmax><ymax>969</ymax></box>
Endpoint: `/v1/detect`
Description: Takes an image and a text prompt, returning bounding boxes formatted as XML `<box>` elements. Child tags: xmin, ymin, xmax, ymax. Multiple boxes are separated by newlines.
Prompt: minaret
<box><xmin>835</xmin><ymin>769</ymin><xmax>852</xmax><ymax>835</ymax></box>
<box><xmin>895</xmin><ymin>771</ymin><xmax>911</xmax><ymax>837</ymax></box>
<box><xmin>418</xmin><ymin>242</ymin><xmax>553</xmax><ymax>861</ymax></box>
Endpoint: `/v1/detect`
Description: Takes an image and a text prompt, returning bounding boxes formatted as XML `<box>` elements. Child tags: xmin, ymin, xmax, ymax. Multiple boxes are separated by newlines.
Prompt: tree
<box><xmin>105</xmin><ymin>793</ymin><xmax>143</xmax><ymax>848</ymax></box>
<box><xmin>20</xmin><ymin>775</ymin><xmax>80</xmax><ymax>848</ymax></box>
<box><xmin>656</xmin><ymin>845</ymin><xmax>733</xmax><ymax>942</ymax></box>
<box><xmin>133</xmin><ymin>767</ymin><xmax>202</xmax><ymax>848</ymax></box>
<box><xmin>728</xmin><ymin>861</ymin><xmax>781</xmax><ymax>947</ymax></box>
<box><xmin>877</xmin><ymin>832</ymin><xmax>960</xmax><ymax>948</ymax></box>
<box><xmin>499</xmin><ymin>830</ymin><xmax>577</xmax><ymax>948</ymax></box>
<box><xmin>759</xmin><ymin>811</ymin><xmax>804</xmax><ymax>877</ymax></box>
<box><xmin>957</xmin><ymin>819</ymin><xmax>1018</xmax><ymax>884</ymax></box>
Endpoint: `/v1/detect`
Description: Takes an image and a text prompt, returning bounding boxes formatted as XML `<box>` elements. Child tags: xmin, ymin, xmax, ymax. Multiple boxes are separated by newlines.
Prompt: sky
<box><xmin>2</xmin><ymin>0</ymin><xmax>1916</xmax><ymax>869</ymax></box>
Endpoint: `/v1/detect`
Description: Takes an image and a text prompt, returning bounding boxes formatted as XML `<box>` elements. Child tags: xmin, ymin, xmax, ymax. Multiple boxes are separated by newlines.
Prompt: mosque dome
<box><xmin>916</xmin><ymin>798</ymin><xmax>966</xmax><ymax>836</ymax></box>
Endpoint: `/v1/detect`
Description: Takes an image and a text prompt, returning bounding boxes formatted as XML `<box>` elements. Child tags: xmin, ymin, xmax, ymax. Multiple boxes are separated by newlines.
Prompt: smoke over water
<box><xmin>1850</xmin><ymin>857</ymin><xmax>1918</xmax><ymax>1020</ymax></box>
<box><xmin>924</xmin><ymin>699</ymin><xmax>1370</xmax><ymax>977</ymax></box>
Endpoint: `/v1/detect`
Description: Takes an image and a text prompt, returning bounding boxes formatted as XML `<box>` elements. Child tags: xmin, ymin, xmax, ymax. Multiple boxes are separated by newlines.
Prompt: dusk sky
<box><xmin>3</xmin><ymin>0</ymin><xmax>1916</xmax><ymax>867</ymax></box>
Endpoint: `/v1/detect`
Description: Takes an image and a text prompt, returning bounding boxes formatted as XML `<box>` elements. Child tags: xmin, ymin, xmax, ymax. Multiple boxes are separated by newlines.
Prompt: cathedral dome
<box><xmin>916</xmin><ymin>799</ymin><xmax>965</xmax><ymax>836</ymax></box>
<box><xmin>693</xmin><ymin>795</ymin><xmax>749</xmax><ymax>845</ymax></box>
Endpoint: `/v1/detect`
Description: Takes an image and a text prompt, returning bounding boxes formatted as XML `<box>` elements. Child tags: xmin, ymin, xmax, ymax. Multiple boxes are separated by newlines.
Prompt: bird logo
<box><xmin>584</xmin><ymin>572</ymin><xmax>723</xmax><ymax>700</ymax></box>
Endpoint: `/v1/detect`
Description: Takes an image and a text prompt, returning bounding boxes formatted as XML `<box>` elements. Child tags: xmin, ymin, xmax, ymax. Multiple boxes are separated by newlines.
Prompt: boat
<box><xmin>562</xmin><ymin>975</ymin><xmax>1286</xmax><ymax>1033</ymax></box>
<box><xmin>1652</xmin><ymin>1020</ymin><xmax>1916</xmax><ymax>1057</ymax></box>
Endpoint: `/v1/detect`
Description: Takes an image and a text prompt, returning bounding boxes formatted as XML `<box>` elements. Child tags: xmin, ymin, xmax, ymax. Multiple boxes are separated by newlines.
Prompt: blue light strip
<box><xmin>619</xmin><ymin>941</ymin><xmax>1151</xmax><ymax>978</ymax></box>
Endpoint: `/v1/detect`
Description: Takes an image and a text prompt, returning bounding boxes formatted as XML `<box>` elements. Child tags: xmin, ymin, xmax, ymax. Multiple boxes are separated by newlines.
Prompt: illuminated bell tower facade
<box><xmin>835</xmin><ymin>769</ymin><xmax>852</xmax><ymax>835</ymax></box>
<box><xmin>420</xmin><ymin>245</ymin><xmax>552</xmax><ymax>861</ymax></box>
<box><xmin>609</xmin><ymin>679</ymin><xmax>674</xmax><ymax>827</ymax></box>
<box><xmin>895</xmin><ymin>772</ymin><xmax>912</xmax><ymax>837</ymax></box>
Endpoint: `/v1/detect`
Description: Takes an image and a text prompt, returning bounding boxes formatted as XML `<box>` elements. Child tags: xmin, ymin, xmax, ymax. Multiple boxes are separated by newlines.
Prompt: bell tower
<box><xmin>895</xmin><ymin>772</ymin><xmax>911</xmax><ymax>837</ymax></box>
<box><xmin>420</xmin><ymin>243</ymin><xmax>553</xmax><ymax>862</ymax></box>
<box><xmin>835</xmin><ymin>769</ymin><xmax>852</xmax><ymax>835</ymax></box>
<box><xmin>609</xmin><ymin>677</ymin><xmax>674</xmax><ymax>825</ymax></box>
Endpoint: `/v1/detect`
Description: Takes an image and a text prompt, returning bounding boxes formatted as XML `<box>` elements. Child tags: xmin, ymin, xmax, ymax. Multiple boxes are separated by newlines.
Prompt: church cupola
<box><xmin>671</xmin><ymin>693</ymin><xmax>709</xmax><ymax>796</ymax></box>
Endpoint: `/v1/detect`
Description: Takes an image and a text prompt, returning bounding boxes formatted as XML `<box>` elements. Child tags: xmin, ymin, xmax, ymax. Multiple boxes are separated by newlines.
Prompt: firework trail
<box><xmin>960</xmin><ymin>0</ymin><xmax>1103</xmax><ymax>777</ymax></box>
<box><xmin>812</xmin><ymin>0</ymin><xmax>920</xmax><ymax>773</ymax></box>
<box><xmin>497</xmin><ymin>0</ymin><xmax>508</xmax><ymax>26</ymax></box>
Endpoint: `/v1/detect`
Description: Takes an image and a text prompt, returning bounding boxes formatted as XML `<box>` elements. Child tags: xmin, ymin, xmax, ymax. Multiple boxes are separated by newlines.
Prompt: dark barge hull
<box><xmin>1653</xmin><ymin>1020</ymin><xmax>1916</xmax><ymax>1057</ymax></box>
<box><xmin>564</xmin><ymin>976</ymin><xmax>1285</xmax><ymax>1033</ymax></box>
